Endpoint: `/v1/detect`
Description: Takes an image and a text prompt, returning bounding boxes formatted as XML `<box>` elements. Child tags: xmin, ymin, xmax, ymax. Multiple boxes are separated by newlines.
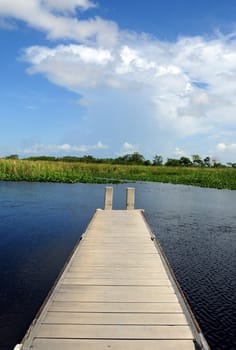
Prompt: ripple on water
<box><xmin>0</xmin><ymin>181</ymin><xmax>236</xmax><ymax>350</ymax></box>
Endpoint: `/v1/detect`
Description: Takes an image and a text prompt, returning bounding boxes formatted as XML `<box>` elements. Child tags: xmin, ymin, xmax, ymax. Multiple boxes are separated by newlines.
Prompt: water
<box><xmin>0</xmin><ymin>181</ymin><xmax>235</xmax><ymax>349</ymax></box>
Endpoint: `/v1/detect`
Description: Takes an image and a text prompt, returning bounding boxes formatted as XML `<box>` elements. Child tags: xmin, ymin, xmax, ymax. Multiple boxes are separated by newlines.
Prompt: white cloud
<box><xmin>23</xmin><ymin>44</ymin><xmax>114</xmax><ymax>89</ymax></box>
<box><xmin>0</xmin><ymin>0</ymin><xmax>118</xmax><ymax>45</ymax></box>
<box><xmin>2</xmin><ymin>1</ymin><xmax>236</xmax><ymax>161</ymax></box>
<box><xmin>216</xmin><ymin>143</ymin><xmax>236</xmax><ymax>152</ymax></box>
<box><xmin>42</xmin><ymin>0</ymin><xmax>96</xmax><ymax>13</ymax></box>
<box><xmin>21</xmin><ymin>34</ymin><xmax>236</xmax><ymax>137</ymax></box>
<box><xmin>21</xmin><ymin>141</ymin><xmax>108</xmax><ymax>155</ymax></box>
<box><xmin>118</xmin><ymin>142</ymin><xmax>138</xmax><ymax>155</ymax></box>
<box><xmin>25</xmin><ymin>45</ymin><xmax>113</xmax><ymax>66</ymax></box>
<box><xmin>172</xmin><ymin>147</ymin><xmax>186</xmax><ymax>158</ymax></box>
<box><xmin>123</xmin><ymin>142</ymin><xmax>137</xmax><ymax>151</ymax></box>
<box><xmin>117</xmin><ymin>45</ymin><xmax>156</xmax><ymax>74</ymax></box>
<box><xmin>95</xmin><ymin>141</ymin><xmax>108</xmax><ymax>149</ymax></box>
<box><xmin>19</xmin><ymin>31</ymin><xmax>236</xmax><ymax>160</ymax></box>
<box><xmin>214</xmin><ymin>143</ymin><xmax>236</xmax><ymax>163</ymax></box>
<box><xmin>216</xmin><ymin>143</ymin><xmax>227</xmax><ymax>151</ymax></box>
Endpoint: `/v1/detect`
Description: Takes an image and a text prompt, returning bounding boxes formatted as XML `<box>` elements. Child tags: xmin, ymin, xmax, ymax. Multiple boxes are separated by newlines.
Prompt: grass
<box><xmin>0</xmin><ymin>159</ymin><xmax>236</xmax><ymax>190</ymax></box>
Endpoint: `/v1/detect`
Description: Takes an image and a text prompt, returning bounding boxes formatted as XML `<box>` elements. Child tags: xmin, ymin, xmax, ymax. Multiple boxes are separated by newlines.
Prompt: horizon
<box><xmin>1</xmin><ymin>0</ymin><xmax>236</xmax><ymax>163</ymax></box>
<box><xmin>2</xmin><ymin>151</ymin><xmax>236</xmax><ymax>166</ymax></box>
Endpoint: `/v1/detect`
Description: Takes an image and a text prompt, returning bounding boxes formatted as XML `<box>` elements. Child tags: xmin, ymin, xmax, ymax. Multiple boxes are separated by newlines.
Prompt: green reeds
<box><xmin>0</xmin><ymin>159</ymin><xmax>235</xmax><ymax>189</ymax></box>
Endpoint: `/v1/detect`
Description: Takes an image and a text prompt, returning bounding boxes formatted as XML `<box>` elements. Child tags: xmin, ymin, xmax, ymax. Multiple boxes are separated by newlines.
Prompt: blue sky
<box><xmin>1</xmin><ymin>0</ymin><xmax>236</xmax><ymax>162</ymax></box>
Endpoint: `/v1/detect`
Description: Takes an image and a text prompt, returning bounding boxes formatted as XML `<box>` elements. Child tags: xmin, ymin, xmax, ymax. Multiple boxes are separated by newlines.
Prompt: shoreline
<box><xmin>0</xmin><ymin>159</ymin><xmax>236</xmax><ymax>190</ymax></box>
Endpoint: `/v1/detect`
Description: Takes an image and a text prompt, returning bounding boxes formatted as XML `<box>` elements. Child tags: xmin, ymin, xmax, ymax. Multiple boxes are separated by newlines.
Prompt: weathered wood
<box><xmin>68</xmin><ymin>267</ymin><xmax>167</xmax><ymax>275</ymax></box>
<box><xmin>126</xmin><ymin>187</ymin><xmax>135</xmax><ymax>209</ymax></box>
<box><xmin>31</xmin><ymin>339</ymin><xmax>197</xmax><ymax>350</ymax></box>
<box><xmin>50</xmin><ymin>301</ymin><xmax>183</xmax><ymax>313</ymax></box>
<box><xmin>62</xmin><ymin>277</ymin><xmax>172</xmax><ymax>285</ymax></box>
<box><xmin>43</xmin><ymin>311</ymin><xmax>188</xmax><ymax>325</ymax></box>
<box><xmin>54</xmin><ymin>290</ymin><xmax>178</xmax><ymax>303</ymax></box>
<box><xmin>104</xmin><ymin>187</ymin><xmax>113</xmax><ymax>210</ymax></box>
<box><xmin>38</xmin><ymin>324</ymin><xmax>193</xmax><ymax>339</ymax></box>
<box><xmin>19</xmin><ymin>209</ymin><xmax>209</xmax><ymax>350</ymax></box>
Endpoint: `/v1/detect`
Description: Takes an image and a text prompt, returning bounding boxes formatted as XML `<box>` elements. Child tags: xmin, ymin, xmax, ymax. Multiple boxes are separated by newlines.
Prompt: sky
<box><xmin>1</xmin><ymin>0</ymin><xmax>236</xmax><ymax>162</ymax></box>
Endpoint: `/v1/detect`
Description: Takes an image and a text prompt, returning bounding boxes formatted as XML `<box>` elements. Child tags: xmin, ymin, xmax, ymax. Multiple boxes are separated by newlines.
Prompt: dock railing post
<box><xmin>104</xmin><ymin>187</ymin><xmax>113</xmax><ymax>210</ymax></box>
<box><xmin>126</xmin><ymin>187</ymin><xmax>135</xmax><ymax>210</ymax></box>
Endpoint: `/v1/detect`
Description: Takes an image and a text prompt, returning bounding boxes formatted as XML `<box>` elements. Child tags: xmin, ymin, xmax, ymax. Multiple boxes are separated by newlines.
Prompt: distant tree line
<box><xmin>2</xmin><ymin>152</ymin><xmax>236</xmax><ymax>168</ymax></box>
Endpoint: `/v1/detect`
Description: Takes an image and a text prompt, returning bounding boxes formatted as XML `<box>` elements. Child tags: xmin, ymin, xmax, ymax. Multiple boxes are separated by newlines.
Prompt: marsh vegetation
<box><xmin>0</xmin><ymin>157</ymin><xmax>235</xmax><ymax>189</ymax></box>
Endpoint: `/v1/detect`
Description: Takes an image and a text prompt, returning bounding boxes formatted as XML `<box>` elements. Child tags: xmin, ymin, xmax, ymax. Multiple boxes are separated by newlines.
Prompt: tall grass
<box><xmin>0</xmin><ymin>159</ymin><xmax>235</xmax><ymax>189</ymax></box>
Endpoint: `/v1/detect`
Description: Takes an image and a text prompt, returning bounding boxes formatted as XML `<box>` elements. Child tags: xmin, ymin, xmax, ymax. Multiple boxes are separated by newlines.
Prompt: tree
<box><xmin>165</xmin><ymin>158</ymin><xmax>181</xmax><ymax>166</ymax></box>
<box><xmin>114</xmin><ymin>152</ymin><xmax>145</xmax><ymax>165</ymax></box>
<box><xmin>82</xmin><ymin>155</ymin><xmax>96</xmax><ymax>163</ymax></box>
<box><xmin>5</xmin><ymin>154</ymin><xmax>19</xmax><ymax>160</ymax></box>
<box><xmin>26</xmin><ymin>156</ymin><xmax>56</xmax><ymax>161</ymax></box>
<box><xmin>153</xmin><ymin>155</ymin><xmax>163</xmax><ymax>166</ymax></box>
<box><xmin>203</xmin><ymin>156</ymin><xmax>211</xmax><ymax>167</ymax></box>
<box><xmin>227</xmin><ymin>162</ymin><xmax>236</xmax><ymax>168</ymax></box>
<box><xmin>179</xmin><ymin>156</ymin><xmax>192</xmax><ymax>167</ymax></box>
<box><xmin>144</xmin><ymin>160</ymin><xmax>152</xmax><ymax>166</ymax></box>
<box><xmin>128</xmin><ymin>152</ymin><xmax>145</xmax><ymax>164</ymax></box>
<box><xmin>192</xmin><ymin>154</ymin><xmax>203</xmax><ymax>167</ymax></box>
<box><xmin>211</xmin><ymin>157</ymin><xmax>223</xmax><ymax>167</ymax></box>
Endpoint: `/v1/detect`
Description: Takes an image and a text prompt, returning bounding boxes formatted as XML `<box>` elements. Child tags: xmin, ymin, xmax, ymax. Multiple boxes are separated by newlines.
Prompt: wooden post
<box><xmin>104</xmin><ymin>187</ymin><xmax>113</xmax><ymax>210</ymax></box>
<box><xmin>126</xmin><ymin>187</ymin><xmax>135</xmax><ymax>210</ymax></box>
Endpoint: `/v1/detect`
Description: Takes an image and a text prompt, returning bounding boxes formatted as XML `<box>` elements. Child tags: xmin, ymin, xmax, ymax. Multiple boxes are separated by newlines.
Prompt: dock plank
<box><xmin>43</xmin><ymin>311</ymin><xmax>188</xmax><ymax>325</ymax></box>
<box><xmin>31</xmin><ymin>339</ymin><xmax>197</xmax><ymax>350</ymax></box>
<box><xmin>50</xmin><ymin>301</ymin><xmax>183</xmax><ymax>313</ymax></box>
<box><xmin>37</xmin><ymin>324</ymin><xmax>193</xmax><ymax>339</ymax></box>
<box><xmin>19</xmin><ymin>209</ymin><xmax>206</xmax><ymax>350</ymax></box>
<box><xmin>62</xmin><ymin>277</ymin><xmax>172</xmax><ymax>285</ymax></box>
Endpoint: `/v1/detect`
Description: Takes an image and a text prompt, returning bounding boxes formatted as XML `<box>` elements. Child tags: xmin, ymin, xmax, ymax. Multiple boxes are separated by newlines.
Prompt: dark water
<box><xmin>0</xmin><ymin>181</ymin><xmax>235</xmax><ymax>350</ymax></box>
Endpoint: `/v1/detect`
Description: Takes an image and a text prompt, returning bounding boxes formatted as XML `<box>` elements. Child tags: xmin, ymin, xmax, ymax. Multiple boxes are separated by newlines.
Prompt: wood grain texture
<box><xmin>31</xmin><ymin>339</ymin><xmax>197</xmax><ymax>350</ymax></box>
<box><xmin>20</xmin><ymin>209</ymin><xmax>198</xmax><ymax>350</ymax></box>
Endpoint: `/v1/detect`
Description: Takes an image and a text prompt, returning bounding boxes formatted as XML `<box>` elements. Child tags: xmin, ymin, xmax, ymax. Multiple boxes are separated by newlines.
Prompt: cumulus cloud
<box><xmin>214</xmin><ymin>143</ymin><xmax>236</xmax><ymax>163</ymax></box>
<box><xmin>172</xmin><ymin>147</ymin><xmax>186</xmax><ymax>158</ymax></box>
<box><xmin>24</xmin><ymin>44</ymin><xmax>113</xmax><ymax>66</ymax></box>
<box><xmin>23</xmin><ymin>44</ymin><xmax>115</xmax><ymax>89</ymax></box>
<box><xmin>21</xmin><ymin>141</ymin><xmax>108</xmax><ymax>155</ymax></box>
<box><xmin>2</xmin><ymin>1</ymin><xmax>236</xmax><ymax>160</ymax></box>
<box><xmin>20</xmin><ymin>31</ymin><xmax>236</xmax><ymax>162</ymax></box>
<box><xmin>216</xmin><ymin>143</ymin><xmax>227</xmax><ymax>151</ymax></box>
<box><xmin>0</xmin><ymin>0</ymin><xmax>118</xmax><ymax>45</ymax></box>
<box><xmin>216</xmin><ymin>143</ymin><xmax>236</xmax><ymax>152</ymax></box>
<box><xmin>120</xmin><ymin>142</ymin><xmax>138</xmax><ymax>154</ymax></box>
<box><xmin>21</xmin><ymin>34</ymin><xmax>236</xmax><ymax>141</ymax></box>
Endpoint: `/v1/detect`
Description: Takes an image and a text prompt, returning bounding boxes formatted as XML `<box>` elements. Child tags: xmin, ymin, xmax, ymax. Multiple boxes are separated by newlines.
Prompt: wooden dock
<box><xmin>15</xmin><ymin>187</ymin><xmax>210</xmax><ymax>350</ymax></box>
